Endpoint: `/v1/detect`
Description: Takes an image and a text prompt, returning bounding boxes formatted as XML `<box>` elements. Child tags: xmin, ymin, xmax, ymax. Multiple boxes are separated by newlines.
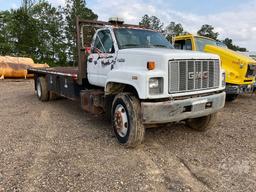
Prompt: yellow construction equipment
<box><xmin>0</xmin><ymin>56</ymin><xmax>49</xmax><ymax>79</ymax></box>
<box><xmin>173</xmin><ymin>35</ymin><xmax>256</xmax><ymax>101</ymax></box>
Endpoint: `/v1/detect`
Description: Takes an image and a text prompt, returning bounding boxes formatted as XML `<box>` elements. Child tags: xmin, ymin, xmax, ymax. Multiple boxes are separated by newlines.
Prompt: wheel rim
<box><xmin>114</xmin><ymin>104</ymin><xmax>128</xmax><ymax>138</ymax></box>
<box><xmin>37</xmin><ymin>80</ymin><xmax>42</xmax><ymax>98</ymax></box>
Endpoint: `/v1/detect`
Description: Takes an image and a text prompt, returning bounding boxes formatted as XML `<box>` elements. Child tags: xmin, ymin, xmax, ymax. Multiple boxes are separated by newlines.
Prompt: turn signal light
<box><xmin>147</xmin><ymin>61</ymin><xmax>155</xmax><ymax>70</ymax></box>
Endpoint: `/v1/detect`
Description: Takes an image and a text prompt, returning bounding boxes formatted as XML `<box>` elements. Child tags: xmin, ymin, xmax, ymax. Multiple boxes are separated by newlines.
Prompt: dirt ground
<box><xmin>0</xmin><ymin>80</ymin><xmax>255</xmax><ymax>192</ymax></box>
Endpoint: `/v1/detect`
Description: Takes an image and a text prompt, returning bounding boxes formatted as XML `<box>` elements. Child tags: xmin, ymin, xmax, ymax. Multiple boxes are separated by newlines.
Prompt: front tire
<box><xmin>226</xmin><ymin>94</ymin><xmax>238</xmax><ymax>102</ymax></box>
<box><xmin>186</xmin><ymin>113</ymin><xmax>218</xmax><ymax>132</ymax></box>
<box><xmin>36</xmin><ymin>77</ymin><xmax>49</xmax><ymax>101</ymax></box>
<box><xmin>112</xmin><ymin>93</ymin><xmax>145</xmax><ymax>148</ymax></box>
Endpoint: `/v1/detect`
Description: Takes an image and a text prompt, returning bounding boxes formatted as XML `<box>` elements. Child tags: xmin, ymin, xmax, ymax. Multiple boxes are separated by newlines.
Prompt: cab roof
<box><xmin>77</xmin><ymin>17</ymin><xmax>154</xmax><ymax>32</ymax></box>
<box><xmin>175</xmin><ymin>34</ymin><xmax>215</xmax><ymax>41</ymax></box>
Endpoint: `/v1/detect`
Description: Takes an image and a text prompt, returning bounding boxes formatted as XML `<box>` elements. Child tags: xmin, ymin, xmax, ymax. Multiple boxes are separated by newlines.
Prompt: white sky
<box><xmin>85</xmin><ymin>0</ymin><xmax>256</xmax><ymax>51</ymax></box>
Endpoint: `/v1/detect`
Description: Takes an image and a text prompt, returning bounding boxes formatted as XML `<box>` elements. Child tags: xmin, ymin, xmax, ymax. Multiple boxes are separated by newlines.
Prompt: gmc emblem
<box><xmin>188</xmin><ymin>71</ymin><xmax>209</xmax><ymax>80</ymax></box>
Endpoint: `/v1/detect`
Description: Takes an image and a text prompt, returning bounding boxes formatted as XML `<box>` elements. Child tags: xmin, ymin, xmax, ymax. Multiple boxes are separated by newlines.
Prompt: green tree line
<box><xmin>139</xmin><ymin>14</ymin><xmax>247</xmax><ymax>52</ymax></box>
<box><xmin>0</xmin><ymin>3</ymin><xmax>247</xmax><ymax>67</ymax></box>
<box><xmin>0</xmin><ymin>0</ymin><xmax>97</xmax><ymax>66</ymax></box>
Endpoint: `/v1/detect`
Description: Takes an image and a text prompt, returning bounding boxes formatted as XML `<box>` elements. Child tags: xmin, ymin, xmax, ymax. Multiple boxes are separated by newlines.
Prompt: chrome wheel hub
<box><xmin>114</xmin><ymin>104</ymin><xmax>128</xmax><ymax>137</ymax></box>
<box><xmin>37</xmin><ymin>81</ymin><xmax>42</xmax><ymax>97</ymax></box>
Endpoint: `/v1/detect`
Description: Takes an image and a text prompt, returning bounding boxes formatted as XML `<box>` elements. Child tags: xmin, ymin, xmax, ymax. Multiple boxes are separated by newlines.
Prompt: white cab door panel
<box><xmin>87</xmin><ymin>29</ymin><xmax>117</xmax><ymax>87</ymax></box>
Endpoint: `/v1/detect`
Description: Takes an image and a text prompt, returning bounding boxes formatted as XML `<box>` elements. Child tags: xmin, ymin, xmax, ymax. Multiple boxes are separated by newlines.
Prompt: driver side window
<box><xmin>93</xmin><ymin>30</ymin><xmax>115</xmax><ymax>53</ymax></box>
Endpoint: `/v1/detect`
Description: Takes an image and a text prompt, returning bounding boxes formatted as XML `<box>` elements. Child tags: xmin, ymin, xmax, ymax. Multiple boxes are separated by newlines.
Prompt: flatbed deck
<box><xmin>28</xmin><ymin>67</ymin><xmax>78</xmax><ymax>79</ymax></box>
<box><xmin>28</xmin><ymin>67</ymin><xmax>83</xmax><ymax>100</ymax></box>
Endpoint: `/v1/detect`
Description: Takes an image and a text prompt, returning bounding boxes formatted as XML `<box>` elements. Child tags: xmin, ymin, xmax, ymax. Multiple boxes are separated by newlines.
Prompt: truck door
<box><xmin>88</xmin><ymin>29</ymin><xmax>117</xmax><ymax>87</ymax></box>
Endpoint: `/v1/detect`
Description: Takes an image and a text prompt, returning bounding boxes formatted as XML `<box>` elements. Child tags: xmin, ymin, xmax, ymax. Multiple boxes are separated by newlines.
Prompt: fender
<box><xmin>105</xmin><ymin>68</ymin><xmax>167</xmax><ymax>99</ymax></box>
<box><xmin>105</xmin><ymin>69</ymin><xmax>148</xmax><ymax>99</ymax></box>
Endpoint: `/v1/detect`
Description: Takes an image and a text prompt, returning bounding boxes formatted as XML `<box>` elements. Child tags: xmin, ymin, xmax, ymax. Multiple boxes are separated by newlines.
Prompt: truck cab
<box><xmin>173</xmin><ymin>34</ymin><xmax>256</xmax><ymax>101</ymax></box>
<box><xmin>29</xmin><ymin>18</ymin><xmax>226</xmax><ymax>147</ymax></box>
<box><xmin>88</xmin><ymin>25</ymin><xmax>225</xmax><ymax>99</ymax></box>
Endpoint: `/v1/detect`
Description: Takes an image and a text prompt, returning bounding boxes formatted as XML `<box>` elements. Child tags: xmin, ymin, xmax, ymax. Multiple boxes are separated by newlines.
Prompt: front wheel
<box><xmin>226</xmin><ymin>94</ymin><xmax>238</xmax><ymax>102</ymax></box>
<box><xmin>186</xmin><ymin>113</ymin><xmax>218</xmax><ymax>132</ymax></box>
<box><xmin>112</xmin><ymin>93</ymin><xmax>145</xmax><ymax>148</ymax></box>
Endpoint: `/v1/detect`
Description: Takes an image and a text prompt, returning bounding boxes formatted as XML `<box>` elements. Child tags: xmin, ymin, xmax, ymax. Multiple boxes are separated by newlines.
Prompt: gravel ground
<box><xmin>0</xmin><ymin>79</ymin><xmax>255</xmax><ymax>192</ymax></box>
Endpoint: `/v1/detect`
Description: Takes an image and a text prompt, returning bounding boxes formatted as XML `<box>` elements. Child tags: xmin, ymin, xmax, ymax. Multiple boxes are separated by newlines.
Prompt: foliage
<box><xmin>197</xmin><ymin>24</ymin><xmax>219</xmax><ymax>40</ymax></box>
<box><xmin>197</xmin><ymin>24</ymin><xmax>247</xmax><ymax>51</ymax></box>
<box><xmin>165</xmin><ymin>21</ymin><xmax>186</xmax><ymax>41</ymax></box>
<box><xmin>31</xmin><ymin>2</ymin><xmax>68</xmax><ymax>66</ymax></box>
<box><xmin>0</xmin><ymin>0</ymin><xmax>97</xmax><ymax>66</ymax></box>
<box><xmin>0</xmin><ymin>8</ymin><xmax>39</xmax><ymax>58</ymax></box>
<box><xmin>22</xmin><ymin>0</ymin><xmax>36</xmax><ymax>12</ymax></box>
<box><xmin>0</xmin><ymin>5</ymin><xmax>249</xmax><ymax>66</ymax></box>
<box><xmin>64</xmin><ymin>0</ymin><xmax>97</xmax><ymax>65</ymax></box>
<box><xmin>139</xmin><ymin>14</ymin><xmax>163</xmax><ymax>30</ymax></box>
<box><xmin>222</xmin><ymin>38</ymin><xmax>247</xmax><ymax>52</ymax></box>
<box><xmin>0</xmin><ymin>11</ymin><xmax>13</xmax><ymax>55</ymax></box>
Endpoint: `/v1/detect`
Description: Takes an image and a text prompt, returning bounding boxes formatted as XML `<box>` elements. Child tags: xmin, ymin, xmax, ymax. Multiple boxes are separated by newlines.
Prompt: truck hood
<box><xmin>204</xmin><ymin>45</ymin><xmax>256</xmax><ymax>64</ymax></box>
<box><xmin>204</xmin><ymin>45</ymin><xmax>256</xmax><ymax>85</ymax></box>
<box><xmin>118</xmin><ymin>48</ymin><xmax>219</xmax><ymax>60</ymax></box>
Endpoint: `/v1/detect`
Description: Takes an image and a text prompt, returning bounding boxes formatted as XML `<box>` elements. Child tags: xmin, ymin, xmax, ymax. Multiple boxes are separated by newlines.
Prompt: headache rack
<box><xmin>75</xmin><ymin>17</ymin><xmax>147</xmax><ymax>85</ymax></box>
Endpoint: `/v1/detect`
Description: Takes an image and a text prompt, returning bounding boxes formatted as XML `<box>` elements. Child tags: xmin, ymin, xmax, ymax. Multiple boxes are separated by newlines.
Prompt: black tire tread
<box><xmin>112</xmin><ymin>93</ymin><xmax>145</xmax><ymax>148</ymax></box>
<box><xmin>37</xmin><ymin>77</ymin><xmax>49</xmax><ymax>102</ymax></box>
<box><xmin>49</xmin><ymin>91</ymin><xmax>60</xmax><ymax>100</ymax></box>
<box><xmin>186</xmin><ymin>113</ymin><xmax>218</xmax><ymax>132</ymax></box>
<box><xmin>226</xmin><ymin>94</ymin><xmax>238</xmax><ymax>102</ymax></box>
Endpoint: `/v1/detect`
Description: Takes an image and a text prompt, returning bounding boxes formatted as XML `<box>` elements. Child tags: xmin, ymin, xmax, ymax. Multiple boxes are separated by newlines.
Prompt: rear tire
<box><xmin>112</xmin><ymin>93</ymin><xmax>145</xmax><ymax>148</ymax></box>
<box><xmin>186</xmin><ymin>113</ymin><xmax>218</xmax><ymax>132</ymax></box>
<box><xmin>36</xmin><ymin>77</ymin><xmax>49</xmax><ymax>102</ymax></box>
<box><xmin>226</xmin><ymin>94</ymin><xmax>238</xmax><ymax>102</ymax></box>
<box><xmin>49</xmin><ymin>91</ymin><xmax>61</xmax><ymax>100</ymax></box>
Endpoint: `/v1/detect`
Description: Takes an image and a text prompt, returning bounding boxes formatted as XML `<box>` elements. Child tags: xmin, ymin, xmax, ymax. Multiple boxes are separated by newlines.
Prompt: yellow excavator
<box><xmin>173</xmin><ymin>35</ymin><xmax>256</xmax><ymax>101</ymax></box>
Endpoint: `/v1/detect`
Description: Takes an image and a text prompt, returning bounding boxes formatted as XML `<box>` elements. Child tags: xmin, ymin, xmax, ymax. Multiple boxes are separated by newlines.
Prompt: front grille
<box><xmin>246</xmin><ymin>64</ymin><xmax>256</xmax><ymax>77</ymax></box>
<box><xmin>169</xmin><ymin>60</ymin><xmax>220</xmax><ymax>94</ymax></box>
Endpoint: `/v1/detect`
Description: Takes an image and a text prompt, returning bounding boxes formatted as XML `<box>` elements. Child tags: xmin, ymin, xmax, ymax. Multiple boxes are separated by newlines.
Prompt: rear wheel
<box><xmin>49</xmin><ymin>91</ymin><xmax>61</xmax><ymax>100</ymax></box>
<box><xmin>186</xmin><ymin>113</ymin><xmax>217</xmax><ymax>132</ymax></box>
<box><xmin>112</xmin><ymin>93</ymin><xmax>145</xmax><ymax>148</ymax></box>
<box><xmin>36</xmin><ymin>77</ymin><xmax>49</xmax><ymax>101</ymax></box>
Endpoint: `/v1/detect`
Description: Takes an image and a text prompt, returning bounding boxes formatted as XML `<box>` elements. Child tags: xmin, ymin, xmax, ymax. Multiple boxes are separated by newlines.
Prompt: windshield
<box><xmin>216</xmin><ymin>41</ymin><xmax>228</xmax><ymax>48</ymax></box>
<box><xmin>114</xmin><ymin>28</ymin><xmax>173</xmax><ymax>49</ymax></box>
<box><xmin>194</xmin><ymin>37</ymin><xmax>218</xmax><ymax>52</ymax></box>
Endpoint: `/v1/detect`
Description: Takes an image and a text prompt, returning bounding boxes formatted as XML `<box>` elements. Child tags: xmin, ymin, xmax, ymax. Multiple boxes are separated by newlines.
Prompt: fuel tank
<box><xmin>0</xmin><ymin>56</ymin><xmax>49</xmax><ymax>79</ymax></box>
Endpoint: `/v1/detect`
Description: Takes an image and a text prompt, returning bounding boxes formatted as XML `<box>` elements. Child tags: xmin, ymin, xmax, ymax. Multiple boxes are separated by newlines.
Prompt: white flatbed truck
<box><xmin>28</xmin><ymin>17</ymin><xmax>226</xmax><ymax>147</ymax></box>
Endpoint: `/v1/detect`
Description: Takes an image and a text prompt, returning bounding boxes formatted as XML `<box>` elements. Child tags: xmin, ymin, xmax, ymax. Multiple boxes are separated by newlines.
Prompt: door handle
<box><xmin>88</xmin><ymin>57</ymin><xmax>93</xmax><ymax>62</ymax></box>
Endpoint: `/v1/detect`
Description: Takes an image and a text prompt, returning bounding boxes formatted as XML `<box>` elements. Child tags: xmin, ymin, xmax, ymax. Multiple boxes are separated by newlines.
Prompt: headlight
<box><xmin>149</xmin><ymin>77</ymin><xmax>163</xmax><ymax>94</ymax></box>
<box><xmin>149</xmin><ymin>78</ymin><xmax>159</xmax><ymax>89</ymax></box>
<box><xmin>222</xmin><ymin>71</ymin><xmax>226</xmax><ymax>87</ymax></box>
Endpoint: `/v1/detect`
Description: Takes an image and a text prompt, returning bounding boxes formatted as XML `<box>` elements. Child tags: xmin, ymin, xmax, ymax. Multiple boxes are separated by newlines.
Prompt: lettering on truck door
<box><xmin>88</xmin><ymin>29</ymin><xmax>117</xmax><ymax>87</ymax></box>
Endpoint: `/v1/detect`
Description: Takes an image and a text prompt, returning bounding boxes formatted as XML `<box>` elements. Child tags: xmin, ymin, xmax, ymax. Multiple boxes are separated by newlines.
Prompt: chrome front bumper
<box><xmin>141</xmin><ymin>92</ymin><xmax>226</xmax><ymax>124</ymax></box>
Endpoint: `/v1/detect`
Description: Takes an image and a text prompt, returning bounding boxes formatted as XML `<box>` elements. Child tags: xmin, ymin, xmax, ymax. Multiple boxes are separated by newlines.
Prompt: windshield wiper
<box><xmin>152</xmin><ymin>44</ymin><xmax>167</xmax><ymax>48</ymax></box>
<box><xmin>122</xmin><ymin>44</ymin><xmax>140</xmax><ymax>47</ymax></box>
